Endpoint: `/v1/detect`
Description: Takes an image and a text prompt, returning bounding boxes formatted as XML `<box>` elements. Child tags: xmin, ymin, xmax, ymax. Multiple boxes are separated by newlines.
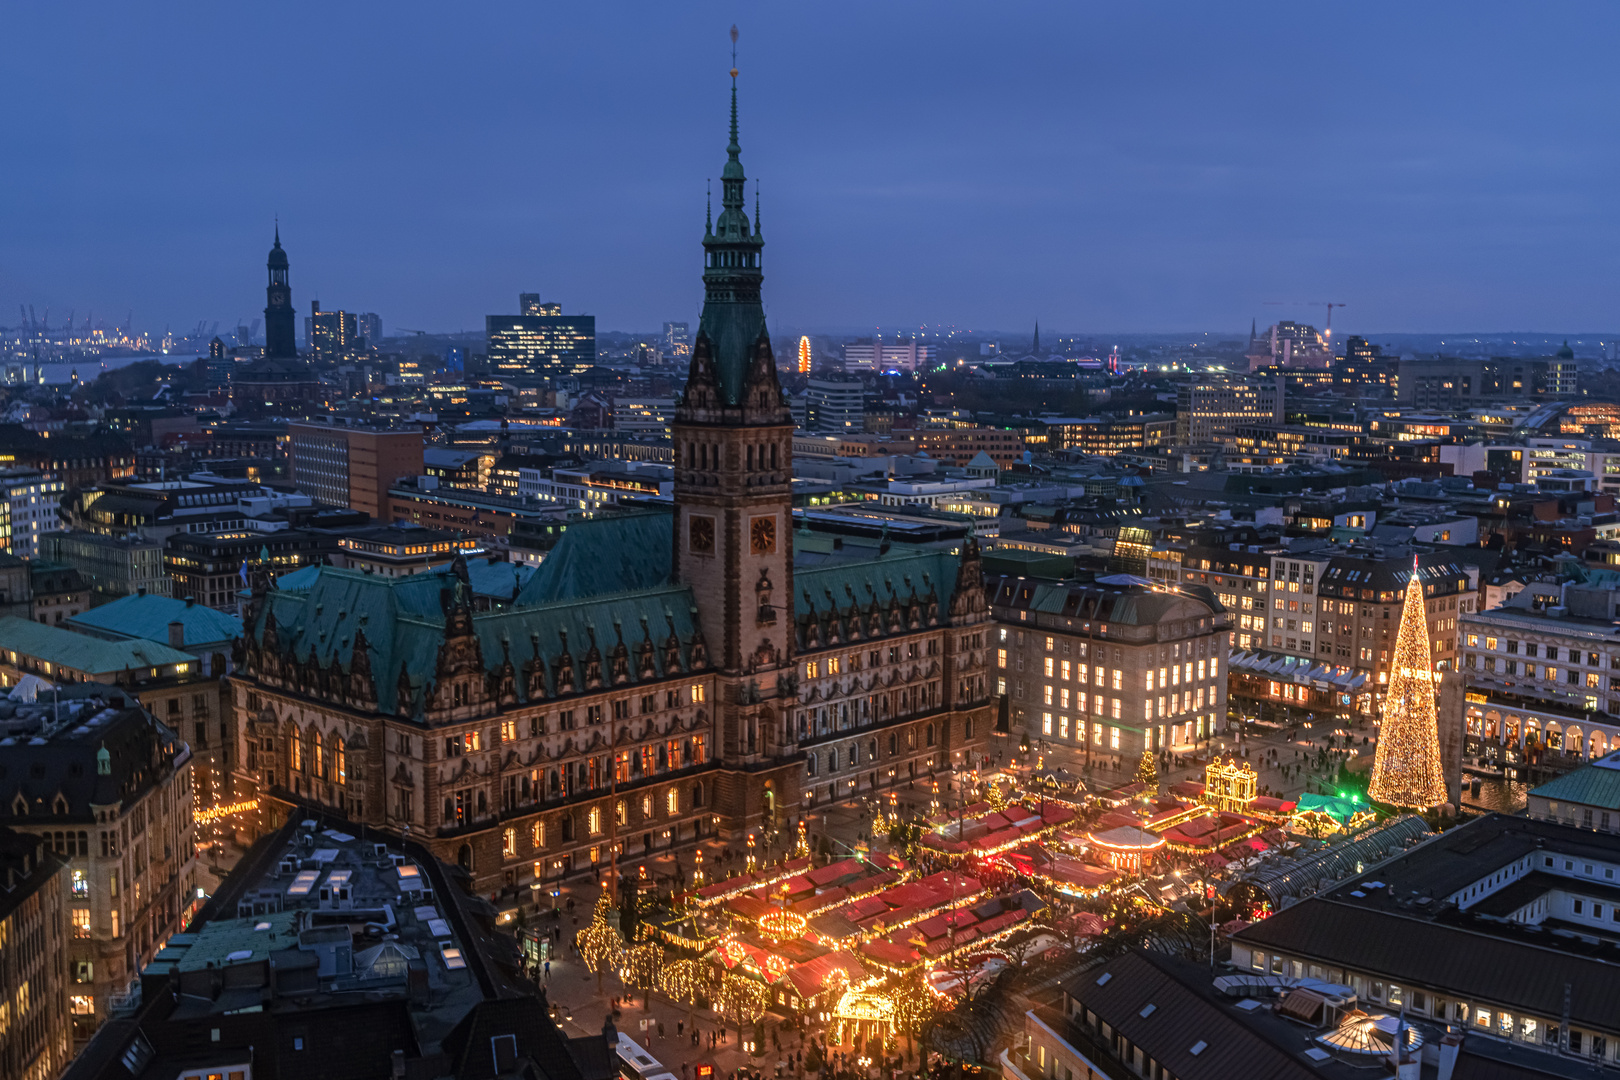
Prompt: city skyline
<box><xmin>5</xmin><ymin>3</ymin><xmax>1620</xmax><ymax>337</ymax></box>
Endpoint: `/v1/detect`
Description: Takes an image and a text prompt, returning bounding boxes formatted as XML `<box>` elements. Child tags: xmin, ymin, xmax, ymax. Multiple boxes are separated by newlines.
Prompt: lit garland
<box><xmin>623</xmin><ymin>939</ymin><xmax>665</xmax><ymax>992</ymax></box>
<box><xmin>1368</xmin><ymin>561</ymin><xmax>1449</xmax><ymax>809</ymax></box>
<box><xmin>716</xmin><ymin>970</ymin><xmax>771</xmax><ymax>1027</ymax></box>
<box><xmin>575</xmin><ymin>895</ymin><xmax>626</xmax><ymax>990</ymax></box>
<box><xmin>196</xmin><ymin>798</ymin><xmax>260</xmax><ymax>825</ymax></box>
<box><xmin>758</xmin><ymin>910</ymin><xmax>808</xmax><ymax>941</ymax></box>
<box><xmin>659</xmin><ymin>956</ymin><xmax>713</xmax><ymax>1004</ymax></box>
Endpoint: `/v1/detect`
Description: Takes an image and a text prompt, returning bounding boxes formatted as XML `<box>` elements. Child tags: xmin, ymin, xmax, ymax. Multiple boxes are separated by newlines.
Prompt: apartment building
<box><xmin>0</xmin><ymin>686</ymin><xmax>196</xmax><ymax>1041</ymax></box>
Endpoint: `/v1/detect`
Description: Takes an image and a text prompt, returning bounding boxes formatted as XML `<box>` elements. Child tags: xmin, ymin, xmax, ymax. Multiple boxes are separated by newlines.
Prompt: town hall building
<box><xmin>228</xmin><ymin>78</ymin><xmax>993</xmax><ymax>897</ymax></box>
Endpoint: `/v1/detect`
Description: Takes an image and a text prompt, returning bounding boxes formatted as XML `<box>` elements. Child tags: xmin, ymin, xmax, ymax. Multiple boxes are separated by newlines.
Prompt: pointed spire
<box><xmin>1033</xmin><ymin>320</ymin><xmax>1041</xmax><ymax>355</ymax></box>
<box><xmin>706</xmin><ymin>181</ymin><xmax>712</xmax><ymax>234</ymax></box>
<box><xmin>754</xmin><ymin>181</ymin><xmax>761</xmax><ymax>236</ymax></box>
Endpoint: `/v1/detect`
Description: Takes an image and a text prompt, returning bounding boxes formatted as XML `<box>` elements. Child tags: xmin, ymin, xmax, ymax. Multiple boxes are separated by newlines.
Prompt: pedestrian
<box><xmin>543</xmin><ymin>959</ymin><xmax>551</xmax><ymax>979</ymax></box>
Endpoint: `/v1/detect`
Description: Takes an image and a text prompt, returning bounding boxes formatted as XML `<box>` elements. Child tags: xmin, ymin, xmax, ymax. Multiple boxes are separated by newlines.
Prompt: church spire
<box><xmin>1033</xmin><ymin>320</ymin><xmax>1040</xmax><ymax>355</ymax></box>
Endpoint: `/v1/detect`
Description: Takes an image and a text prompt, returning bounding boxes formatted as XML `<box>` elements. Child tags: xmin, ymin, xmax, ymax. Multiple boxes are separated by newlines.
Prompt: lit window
<box><xmin>72</xmin><ymin>908</ymin><xmax>91</xmax><ymax>937</ymax></box>
<box><xmin>691</xmin><ymin>684</ymin><xmax>706</xmax><ymax>703</ymax></box>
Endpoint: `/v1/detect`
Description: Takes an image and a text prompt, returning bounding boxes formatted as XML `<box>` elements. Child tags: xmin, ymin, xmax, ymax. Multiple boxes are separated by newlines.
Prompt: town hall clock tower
<box><xmin>671</xmin><ymin>68</ymin><xmax>800</xmax><ymax>839</ymax></box>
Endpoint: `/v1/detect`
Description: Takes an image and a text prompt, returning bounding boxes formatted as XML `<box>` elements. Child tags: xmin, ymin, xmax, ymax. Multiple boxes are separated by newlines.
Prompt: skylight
<box><xmin>287</xmin><ymin>870</ymin><xmax>320</xmax><ymax>897</ymax></box>
<box><xmin>441</xmin><ymin>946</ymin><xmax>467</xmax><ymax>970</ymax></box>
<box><xmin>1189</xmin><ymin>1041</ymin><xmax>1207</xmax><ymax>1056</ymax></box>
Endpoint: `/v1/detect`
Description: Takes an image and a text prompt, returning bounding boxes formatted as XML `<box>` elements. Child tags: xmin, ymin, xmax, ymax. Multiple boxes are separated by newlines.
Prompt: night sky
<box><xmin>4</xmin><ymin>2</ymin><xmax>1619</xmax><ymax>337</ymax></box>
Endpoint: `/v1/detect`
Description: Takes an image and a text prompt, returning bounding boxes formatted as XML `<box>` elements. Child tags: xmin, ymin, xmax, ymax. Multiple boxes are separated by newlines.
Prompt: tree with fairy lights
<box><xmin>1368</xmin><ymin>558</ymin><xmax>1449</xmax><ymax>809</ymax></box>
<box><xmin>622</xmin><ymin>930</ymin><xmax>665</xmax><ymax>1009</ymax></box>
<box><xmin>575</xmin><ymin>895</ymin><xmax>626</xmax><ymax>994</ymax></box>
<box><xmin>715</xmin><ymin>971</ymin><xmax>770</xmax><ymax>1041</ymax></box>
<box><xmin>891</xmin><ymin>975</ymin><xmax>938</xmax><ymax>1060</ymax></box>
<box><xmin>1134</xmin><ymin>746</ymin><xmax>1158</xmax><ymax>790</ymax></box>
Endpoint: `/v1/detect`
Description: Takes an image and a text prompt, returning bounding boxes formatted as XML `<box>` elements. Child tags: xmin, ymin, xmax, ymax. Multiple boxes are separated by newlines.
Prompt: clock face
<box><xmin>689</xmin><ymin>515</ymin><xmax>715</xmax><ymax>554</ymax></box>
<box><xmin>750</xmin><ymin>515</ymin><xmax>776</xmax><ymax>555</ymax></box>
<box><xmin>268</xmin><ymin>287</ymin><xmax>288</xmax><ymax>306</ymax></box>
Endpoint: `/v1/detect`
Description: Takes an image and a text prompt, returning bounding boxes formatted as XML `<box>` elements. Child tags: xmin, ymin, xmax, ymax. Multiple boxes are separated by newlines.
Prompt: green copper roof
<box><xmin>1530</xmin><ymin>754</ymin><xmax>1620</xmax><ymax>811</ymax></box>
<box><xmin>695</xmin><ymin>77</ymin><xmax>768</xmax><ymax>407</ymax></box>
<box><xmin>0</xmin><ymin>616</ymin><xmax>195</xmax><ymax>675</ymax></box>
<box><xmin>516</xmin><ymin>512</ymin><xmax>672</xmax><ymax>605</ymax></box>
<box><xmin>69</xmin><ymin>593</ymin><xmax>242</xmax><ymax>648</ymax></box>
<box><xmin>249</xmin><ymin>559</ymin><xmax>706</xmax><ymax>716</ymax></box>
<box><xmin>792</xmin><ymin>546</ymin><xmax>967</xmax><ymax>650</ymax></box>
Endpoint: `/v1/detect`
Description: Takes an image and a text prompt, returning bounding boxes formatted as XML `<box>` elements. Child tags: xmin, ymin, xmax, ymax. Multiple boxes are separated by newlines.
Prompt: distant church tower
<box><xmin>671</xmin><ymin>61</ymin><xmax>798</xmax><ymax>835</ymax></box>
<box><xmin>264</xmin><ymin>227</ymin><xmax>297</xmax><ymax>358</ymax></box>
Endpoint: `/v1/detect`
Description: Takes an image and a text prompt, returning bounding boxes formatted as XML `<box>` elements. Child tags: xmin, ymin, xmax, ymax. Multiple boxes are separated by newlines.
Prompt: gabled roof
<box><xmin>250</xmin><ymin>562</ymin><xmax>706</xmax><ymax>715</ymax></box>
<box><xmin>1528</xmin><ymin>751</ymin><xmax>1620</xmax><ymax>811</ymax></box>
<box><xmin>69</xmin><ymin>593</ymin><xmax>242</xmax><ymax>648</ymax></box>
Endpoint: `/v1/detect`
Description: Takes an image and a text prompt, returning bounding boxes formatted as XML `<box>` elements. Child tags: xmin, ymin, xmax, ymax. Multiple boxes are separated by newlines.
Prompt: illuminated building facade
<box><xmin>1392</xmin><ymin>353</ymin><xmax>1579</xmax><ymax>409</ymax></box>
<box><xmin>288</xmin><ymin>423</ymin><xmax>425</xmax><ymax>520</ymax></box>
<box><xmin>1202</xmin><ymin>755</ymin><xmax>1257</xmax><ymax>813</ymax></box>
<box><xmin>485</xmin><ymin>304</ymin><xmax>596</xmax><ymax>381</ymax></box>
<box><xmin>992</xmin><ymin>577</ymin><xmax>1230</xmax><ymax>758</ymax></box>
<box><xmin>1044</xmin><ymin>415</ymin><xmax>1175</xmax><ymax>455</ymax></box>
<box><xmin>0</xmin><ymin>827</ymin><xmax>72</xmax><ymax>1074</ymax></box>
<box><xmin>0</xmin><ymin>687</ymin><xmax>196</xmax><ymax>1042</ymax></box>
<box><xmin>1174</xmin><ymin>375</ymin><xmax>1284</xmax><ymax>445</ymax></box>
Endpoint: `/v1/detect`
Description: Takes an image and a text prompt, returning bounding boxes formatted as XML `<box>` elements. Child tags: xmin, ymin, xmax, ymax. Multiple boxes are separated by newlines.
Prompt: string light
<box><xmin>195</xmin><ymin>798</ymin><xmax>260</xmax><ymax>825</ymax></box>
<box><xmin>575</xmin><ymin>895</ymin><xmax>626</xmax><ymax>991</ymax></box>
<box><xmin>1368</xmin><ymin>560</ymin><xmax>1448</xmax><ymax>809</ymax></box>
<box><xmin>1134</xmin><ymin>747</ymin><xmax>1158</xmax><ymax>790</ymax></box>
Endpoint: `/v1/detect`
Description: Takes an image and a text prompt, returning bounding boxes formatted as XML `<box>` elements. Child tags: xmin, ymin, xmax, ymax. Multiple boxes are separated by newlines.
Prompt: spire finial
<box><xmin>728</xmin><ymin>26</ymin><xmax>740</xmax><ymax>156</ymax></box>
<box><xmin>274</xmin><ymin>215</ymin><xmax>281</xmax><ymax>246</ymax></box>
<box><xmin>754</xmin><ymin>181</ymin><xmax>761</xmax><ymax>234</ymax></box>
<box><xmin>706</xmin><ymin>180</ymin><xmax>712</xmax><ymax>233</ymax></box>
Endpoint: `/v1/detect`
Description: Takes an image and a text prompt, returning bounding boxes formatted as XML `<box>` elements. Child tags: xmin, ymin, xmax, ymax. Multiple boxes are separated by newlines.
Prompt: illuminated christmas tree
<box><xmin>1368</xmin><ymin>559</ymin><xmax>1448</xmax><ymax>809</ymax></box>
<box><xmin>1135</xmin><ymin>746</ymin><xmax>1158</xmax><ymax>790</ymax></box>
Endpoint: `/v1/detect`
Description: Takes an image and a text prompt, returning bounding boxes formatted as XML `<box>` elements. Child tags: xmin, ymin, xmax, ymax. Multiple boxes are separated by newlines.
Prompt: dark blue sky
<box><xmin>4</xmin><ymin>2</ymin><xmax>1619</xmax><ymax>338</ymax></box>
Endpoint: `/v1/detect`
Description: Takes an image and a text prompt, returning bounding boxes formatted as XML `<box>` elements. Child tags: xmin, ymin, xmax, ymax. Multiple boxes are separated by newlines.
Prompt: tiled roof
<box><xmin>516</xmin><ymin>511</ymin><xmax>673</xmax><ymax>604</ymax></box>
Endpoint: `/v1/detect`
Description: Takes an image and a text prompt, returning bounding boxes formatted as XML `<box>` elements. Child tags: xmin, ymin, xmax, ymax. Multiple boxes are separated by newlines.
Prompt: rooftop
<box><xmin>68</xmin><ymin>592</ymin><xmax>242</xmax><ymax>648</ymax></box>
<box><xmin>0</xmin><ymin>615</ymin><xmax>195</xmax><ymax>675</ymax></box>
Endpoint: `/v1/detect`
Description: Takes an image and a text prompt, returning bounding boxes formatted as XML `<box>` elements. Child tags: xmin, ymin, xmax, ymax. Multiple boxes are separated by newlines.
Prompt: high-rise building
<box><xmin>262</xmin><ymin>227</ymin><xmax>296</xmax><ymax>359</ymax></box>
<box><xmin>1392</xmin><ymin>354</ymin><xmax>1579</xmax><ymax>408</ymax></box>
<box><xmin>486</xmin><ymin>298</ymin><xmax>595</xmax><ymax>381</ymax></box>
<box><xmin>0</xmin><ymin>467</ymin><xmax>65</xmax><ymax>559</ymax></box>
<box><xmin>305</xmin><ymin>301</ymin><xmax>357</xmax><ymax>362</ymax></box>
<box><xmin>288</xmin><ymin>423</ymin><xmax>424</xmax><ymax>520</ymax></box>
<box><xmin>843</xmin><ymin>339</ymin><xmax>937</xmax><ymax>372</ymax></box>
<box><xmin>663</xmin><ymin>321</ymin><xmax>691</xmax><ymax>363</ymax></box>
<box><xmin>520</xmin><ymin>294</ymin><xmax>559</xmax><ymax>317</ymax></box>
<box><xmin>805</xmin><ymin>376</ymin><xmax>864</xmax><ymax>432</ymax></box>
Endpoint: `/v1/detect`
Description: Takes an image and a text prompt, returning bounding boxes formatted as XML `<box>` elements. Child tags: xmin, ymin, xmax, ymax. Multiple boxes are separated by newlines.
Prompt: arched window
<box><xmin>457</xmin><ymin>844</ymin><xmax>473</xmax><ymax>872</ymax></box>
<box><xmin>926</xmin><ymin>723</ymin><xmax>936</xmax><ymax>747</ymax></box>
<box><xmin>335</xmin><ymin>737</ymin><xmax>347</xmax><ymax>784</ymax></box>
<box><xmin>289</xmin><ymin>729</ymin><xmax>303</xmax><ymax>772</ymax></box>
<box><xmin>476</xmin><ymin>790</ymin><xmax>488</xmax><ymax>815</ymax></box>
<box><xmin>314</xmin><ymin>730</ymin><xmax>326</xmax><ymax>779</ymax></box>
<box><xmin>692</xmin><ymin>781</ymin><xmax>706</xmax><ymax>808</ymax></box>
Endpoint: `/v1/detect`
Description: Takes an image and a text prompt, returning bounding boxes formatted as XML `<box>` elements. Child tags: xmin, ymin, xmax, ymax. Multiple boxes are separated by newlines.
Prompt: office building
<box><xmin>1392</xmin><ymin>353</ymin><xmax>1579</xmax><ymax>409</ymax></box>
<box><xmin>0</xmin><ymin>468</ymin><xmax>65</xmax><ymax>560</ymax></box>
<box><xmin>288</xmin><ymin>423</ymin><xmax>424</xmax><ymax>520</ymax></box>
<box><xmin>229</xmin><ymin>82</ymin><xmax>992</xmax><ymax>897</ymax></box>
<box><xmin>305</xmin><ymin>302</ymin><xmax>379</xmax><ymax>361</ymax></box>
<box><xmin>992</xmin><ymin>577</ymin><xmax>1230</xmax><ymax>758</ymax></box>
<box><xmin>842</xmin><ymin>339</ymin><xmax>937</xmax><ymax>372</ymax></box>
<box><xmin>805</xmin><ymin>376</ymin><xmax>864</xmax><ymax>432</ymax></box>
<box><xmin>663</xmin><ymin>321</ymin><xmax>691</xmax><ymax>362</ymax></box>
<box><xmin>165</xmin><ymin>528</ymin><xmax>337</xmax><ymax>613</ymax></box>
<box><xmin>1044</xmin><ymin>416</ymin><xmax>1176</xmax><ymax>455</ymax></box>
<box><xmin>0</xmin><ymin>827</ymin><xmax>72</xmax><ymax>1077</ymax></box>
<box><xmin>1232</xmin><ymin>813</ymin><xmax>1620</xmax><ymax>1071</ymax></box>
<box><xmin>326</xmin><ymin>523</ymin><xmax>478</xmax><ymax>577</ymax></box>
<box><xmin>520</xmin><ymin>294</ymin><xmax>559</xmax><ymax>316</ymax></box>
<box><xmin>486</xmin><ymin>299</ymin><xmax>595</xmax><ymax>381</ymax></box>
<box><xmin>263</xmin><ymin>227</ymin><xmax>296</xmax><ymax>359</ymax></box>
<box><xmin>1175</xmin><ymin>375</ymin><xmax>1284</xmax><ymax>445</ymax></box>
<box><xmin>39</xmin><ymin>531</ymin><xmax>169</xmax><ymax>600</ymax></box>
<box><xmin>0</xmin><ymin>684</ymin><xmax>196</xmax><ymax>1042</ymax></box>
<box><xmin>613</xmin><ymin>396</ymin><xmax>677</xmax><ymax>435</ymax></box>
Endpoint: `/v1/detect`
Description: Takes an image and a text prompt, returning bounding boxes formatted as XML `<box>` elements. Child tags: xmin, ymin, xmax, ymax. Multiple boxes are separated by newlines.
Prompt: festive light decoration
<box><xmin>757</xmin><ymin>909</ymin><xmax>808</xmax><ymax>941</ymax></box>
<box><xmin>1134</xmin><ymin>747</ymin><xmax>1158</xmax><ymax>790</ymax></box>
<box><xmin>195</xmin><ymin>798</ymin><xmax>260</xmax><ymax>825</ymax></box>
<box><xmin>1368</xmin><ymin>560</ymin><xmax>1449</xmax><ymax>809</ymax></box>
<box><xmin>798</xmin><ymin>335</ymin><xmax>812</xmax><ymax>374</ymax></box>
<box><xmin>716</xmin><ymin>970</ymin><xmax>771</xmax><ymax>1027</ymax></box>
<box><xmin>623</xmin><ymin>939</ymin><xmax>665</xmax><ymax>998</ymax></box>
<box><xmin>1202</xmin><ymin>756</ymin><xmax>1257</xmax><ymax>813</ymax></box>
<box><xmin>575</xmin><ymin>895</ymin><xmax>626</xmax><ymax>992</ymax></box>
<box><xmin>792</xmin><ymin>821</ymin><xmax>810</xmax><ymax>860</ymax></box>
<box><xmin>692</xmin><ymin>849</ymin><xmax>706</xmax><ymax>889</ymax></box>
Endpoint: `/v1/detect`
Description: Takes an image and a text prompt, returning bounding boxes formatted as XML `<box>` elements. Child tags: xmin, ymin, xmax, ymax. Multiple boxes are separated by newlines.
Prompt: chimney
<box><xmin>137</xmin><ymin>586</ymin><xmax>146</xmax><ymax>597</ymax></box>
<box><xmin>168</xmin><ymin>621</ymin><xmax>184</xmax><ymax>649</ymax></box>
